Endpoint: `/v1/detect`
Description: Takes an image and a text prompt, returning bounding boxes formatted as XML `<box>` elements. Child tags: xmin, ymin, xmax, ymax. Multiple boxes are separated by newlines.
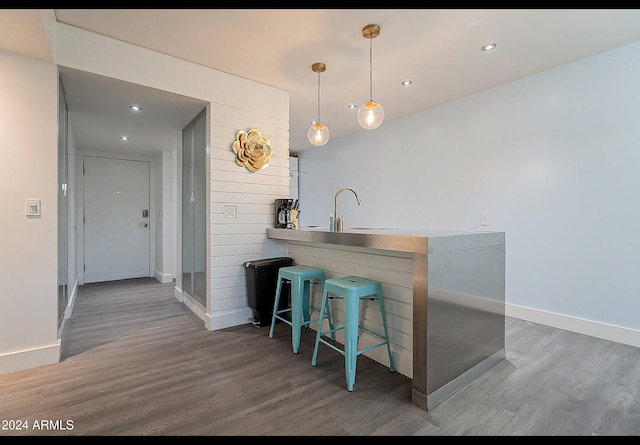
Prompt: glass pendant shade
<box><xmin>308</xmin><ymin>123</ymin><xmax>330</xmax><ymax>146</ymax></box>
<box><xmin>357</xmin><ymin>100</ymin><xmax>384</xmax><ymax>130</ymax></box>
<box><xmin>308</xmin><ymin>62</ymin><xmax>329</xmax><ymax>147</ymax></box>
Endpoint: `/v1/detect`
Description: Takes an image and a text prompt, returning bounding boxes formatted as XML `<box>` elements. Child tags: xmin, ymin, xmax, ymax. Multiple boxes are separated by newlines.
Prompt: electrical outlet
<box><xmin>481</xmin><ymin>214</ymin><xmax>490</xmax><ymax>226</ymax></box>
<box><xmin>223</xmin><ymin>205</ymin><xmax>237</xmax><ymax>219</ymax></box>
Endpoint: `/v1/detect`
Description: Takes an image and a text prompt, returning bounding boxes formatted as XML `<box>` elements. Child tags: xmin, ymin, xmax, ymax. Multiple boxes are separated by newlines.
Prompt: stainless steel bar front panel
<box><xmin>411</xmin><ymin>253</ymin><xmax>429</xmax><ymax>410</ymax></box>
<box><xmin>424</xmin><ymin>243</ymin><xmax>506</xmax><ymax>409</ymax></box>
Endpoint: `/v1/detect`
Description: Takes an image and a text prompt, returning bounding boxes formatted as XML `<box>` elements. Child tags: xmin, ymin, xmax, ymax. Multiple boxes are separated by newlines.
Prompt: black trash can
<box><xmin>245</xmin><ymin>257</ymin><xmax>293</xmax><ymax>327</ymax></box>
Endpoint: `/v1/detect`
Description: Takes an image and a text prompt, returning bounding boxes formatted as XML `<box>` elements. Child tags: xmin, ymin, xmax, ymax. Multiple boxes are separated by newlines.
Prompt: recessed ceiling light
<box><xmin>120</xmin><ymin>136</ymin><xmax>130</xmax><ymax>141</ymax></box>
<box><xmin>482</xmin><ymin>42</ymin><xmax>497</xmax><ymax>52</ymax></box>
<box><xmin>130</xmin><ymin>105</ymin><xmax>142</xmax><ymax>111</ymax></box>
<box><xmin>347</xmin><ymin>104</ymin><xmax>357</xmax><ymax>109</ymax></box>
<box><xmin>402</xmin><ymin>80</ymin><xmax>413</xmax><ymax>86</ymax></box>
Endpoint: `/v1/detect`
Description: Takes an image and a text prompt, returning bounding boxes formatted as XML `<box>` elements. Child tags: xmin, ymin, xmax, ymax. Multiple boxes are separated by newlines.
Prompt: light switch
<box><xmin>26</xmin><ymin>199</ymin><xmax>41</xmax><ymax>217</ymax></box>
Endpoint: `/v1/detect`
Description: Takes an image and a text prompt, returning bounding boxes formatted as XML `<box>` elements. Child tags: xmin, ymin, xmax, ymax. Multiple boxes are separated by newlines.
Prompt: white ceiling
<box><xmin>4</xmin><ymin>9</ymin><xmax>640</xmax><ymax>155</ymax></box>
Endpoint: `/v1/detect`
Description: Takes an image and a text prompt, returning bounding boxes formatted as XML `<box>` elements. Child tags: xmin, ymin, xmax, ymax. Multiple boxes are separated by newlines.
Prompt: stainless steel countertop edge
<box><xmin>266</xmin><ymin>228</ymin><xmax>504</xmax><ymax>254</ymax></box>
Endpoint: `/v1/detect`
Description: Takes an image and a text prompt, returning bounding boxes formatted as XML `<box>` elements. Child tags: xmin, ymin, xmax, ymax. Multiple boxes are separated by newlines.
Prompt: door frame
<box><xmin>77</xmin><ymin>150</ymin><xmax>157</xmax><ymax>285</ymax></box>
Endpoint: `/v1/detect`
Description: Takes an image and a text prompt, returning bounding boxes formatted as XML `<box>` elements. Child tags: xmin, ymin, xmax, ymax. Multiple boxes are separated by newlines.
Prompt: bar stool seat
<box><xmin>269</xmin><ymin>265</ymin><xmax>334</xmax><ymax>353</ymax></box>
<box><xmin>311</xmin><ymin>275</ymin><xmax>395</xmax><ymax>391</ymax></box>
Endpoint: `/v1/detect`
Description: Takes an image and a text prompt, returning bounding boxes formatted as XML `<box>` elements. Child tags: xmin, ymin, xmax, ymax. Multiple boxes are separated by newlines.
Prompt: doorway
<box><xmin>83</xmin><ymin>155</ymin><xmax>151</xmax><ymax>283</ymax></box>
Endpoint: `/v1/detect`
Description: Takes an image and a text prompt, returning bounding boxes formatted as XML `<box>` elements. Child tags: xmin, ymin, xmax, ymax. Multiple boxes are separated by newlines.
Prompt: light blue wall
<box><xmin>298</xmin><ymin>40</ymin><xmax>640</xmax><ymax>338</ymax></box>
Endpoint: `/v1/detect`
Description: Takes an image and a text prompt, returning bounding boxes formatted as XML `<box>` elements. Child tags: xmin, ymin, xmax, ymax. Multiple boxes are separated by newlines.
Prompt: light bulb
<box><xmin>357</xmin><ymin>100</ymin><xmax>384</xmax><ymax>130</ymax></box>
<box><xmin>308</xmin><ymin>123</ymin><xmax>330</xmax><ymax>146</ymax></box>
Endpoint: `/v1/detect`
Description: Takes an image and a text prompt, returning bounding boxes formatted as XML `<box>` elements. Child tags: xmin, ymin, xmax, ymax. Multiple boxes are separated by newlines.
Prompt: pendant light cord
<box><xmin>368</xmin><ymin>34</ymin><xmax>373</xmax><ymax>102</ymax></box>
<box><xmin>317</xmin><ymin>70</ymin><xmax>321</xmax><ymax>124</ymax></box>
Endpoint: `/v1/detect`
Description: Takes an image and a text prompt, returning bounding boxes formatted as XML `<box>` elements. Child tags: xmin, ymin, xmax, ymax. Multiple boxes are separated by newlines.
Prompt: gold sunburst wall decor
<box><xmin>231</xmin><ymin>128</ymin><xmax>272</xmax><ymax>172</ymax></box>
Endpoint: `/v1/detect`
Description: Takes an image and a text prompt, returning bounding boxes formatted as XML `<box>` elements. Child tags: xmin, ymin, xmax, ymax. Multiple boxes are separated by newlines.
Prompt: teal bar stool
<box><xmin>311</xmin><ymin>275</ymin><xmax>395</xmax><ymax>391</ymax></box>
<box><xmin>269</xmin><ymin>265</ymin><xmax>334</xmax><ymax>353</ymax></box>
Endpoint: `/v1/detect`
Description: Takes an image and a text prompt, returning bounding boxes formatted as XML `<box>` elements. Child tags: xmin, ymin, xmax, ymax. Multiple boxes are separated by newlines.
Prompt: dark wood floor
<box><xmin>1</xmin><ymin>277</ymin><xmax>639</xmax><ymax>436</ymax></box>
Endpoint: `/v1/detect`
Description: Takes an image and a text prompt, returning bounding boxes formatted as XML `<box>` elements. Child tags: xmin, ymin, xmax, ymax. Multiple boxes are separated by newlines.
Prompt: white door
<box><xmin>84</xmin><ymin>156</ymin><xmax>150</xmax><ymax>283</ymax></box>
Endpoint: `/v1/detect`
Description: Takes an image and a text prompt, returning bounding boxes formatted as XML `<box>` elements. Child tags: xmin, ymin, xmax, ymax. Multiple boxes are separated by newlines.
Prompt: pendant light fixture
<box><xmin>357</xmin><ymin>23</ymin><xmax>384</xmax><ymax>130</ymax></box>
<box><xmin>308</xmin><ymin>62</ymin><xmax>330</xmax><ymax>146</ymax></box>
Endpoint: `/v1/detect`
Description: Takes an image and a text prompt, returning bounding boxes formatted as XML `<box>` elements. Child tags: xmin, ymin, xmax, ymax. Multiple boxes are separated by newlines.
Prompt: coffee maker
<box><xmin>274</xmin><ymin>199</ymin><xmax>299</xmax><ymax>229</ymax></box>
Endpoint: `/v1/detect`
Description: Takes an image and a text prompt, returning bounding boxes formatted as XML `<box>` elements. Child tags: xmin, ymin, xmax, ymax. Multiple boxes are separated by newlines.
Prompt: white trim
<box><xmin>57</xmin><ymin>278</ymin><xmax>79</xmax><ymax>340</ymax></box>
<box><xmin>205</xmin><ymin>308</ymin><xmax>255</xmax><ymax>332</ymax></box>
<box><xmin>506</xmin><ymin>303</ymin><xmax>640</xmax><ymax>348</ymax></box>
<box><xmin>154</xmin><ymin>271</ymin><xmax>174</xmax><ymax>284</ymax></box>
<box><xmin>0</xmin><ymin>342</ymin><xmax>61</xmax><ymax>376</ymax></box>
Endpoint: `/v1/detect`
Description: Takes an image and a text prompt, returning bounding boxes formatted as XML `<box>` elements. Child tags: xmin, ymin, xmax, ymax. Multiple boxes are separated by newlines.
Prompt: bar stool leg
<box><xmin>302</xmin><ymin>279</ymin><xmax>311</xmax><ymax>325</ymax></box>
<box><xmin>311</xmin><ymin>288</ymin><xmax>329</xmax><ymax>367</ymax></box>
<box><xmin>268</xmin><ymin>274</ymin><xmax>284</xmax><ymax>339</ymax></box>
<box><xmin>343</xmin><ymin>291</ymin><xmax>360</xmax><ymax>391</ymax></box>
<box><xmin>323</xmin><ymin>291</ymin><xmax>335</xmax><ymax>340</ymax></box>
<box><xmin>291</xmin><ymin>276</ymin><xmax>304</xmax><ymax>353</ymax></box>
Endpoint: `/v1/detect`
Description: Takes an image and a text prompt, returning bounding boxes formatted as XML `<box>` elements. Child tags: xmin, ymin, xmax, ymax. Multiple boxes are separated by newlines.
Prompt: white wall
<box><xmin>298</xmin><ymin>40</ymin><xmax>640</xmax><ymax>347</ymax></box>
<box><xmin>0</xmin><ymin>50</ymin><xmax>60</xmax><ymax>373</ymax></box>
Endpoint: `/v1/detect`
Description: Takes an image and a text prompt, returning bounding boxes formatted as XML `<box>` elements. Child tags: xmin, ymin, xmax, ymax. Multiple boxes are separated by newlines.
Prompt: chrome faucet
<box><xmin>334</xmin><ymin>187</ymin><xmax>362</xmax><ymax>232</ymax></box>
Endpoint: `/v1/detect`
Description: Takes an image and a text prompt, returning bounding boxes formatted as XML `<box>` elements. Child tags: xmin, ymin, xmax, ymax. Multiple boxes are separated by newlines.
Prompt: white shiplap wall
<box><xmin>207</xmin><ymin>106</ymin><xmax>290</xmax><ymax>329</ymax></box>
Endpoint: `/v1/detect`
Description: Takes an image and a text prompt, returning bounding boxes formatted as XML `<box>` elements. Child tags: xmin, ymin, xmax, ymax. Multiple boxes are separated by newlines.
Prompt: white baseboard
<box><xmin>506</xmin><ymin>303</ymin><xmax>640</xmax><ymax>348</ymax></box>
<box><xmin>0</xmin><ymin>341</ymin><xmax>61</xmax><ymax>376</ymax></box>
<box><xmin>175</xmin><ymin>286</ymin><xmax>255</xmax><ymax>331</ymax></box>
<box><xmin>154</xmin><ymin>270</ymin><xmax>174</xmax><ymax>284</ymax></box>
<box><xmin>204</xmin><ymin>307</ymin><xmax>255</xmax><ymax>331</ymax></box>
<box><xmin>57</xmin><ymin>279</ymin><xmax>79</xmax><ymax>339</ymax></box>
<box><xmin>67</xmin><ymin>279</ymin><xmax>78</xmax><ymax>317</ymax></box>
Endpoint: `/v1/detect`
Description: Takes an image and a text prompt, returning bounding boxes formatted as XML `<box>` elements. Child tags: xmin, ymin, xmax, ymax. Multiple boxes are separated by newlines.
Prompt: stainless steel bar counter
<box><xmin>266</xmin><ymin>227</ymin><xmax>506</xmax><ymax>411</ymax></box>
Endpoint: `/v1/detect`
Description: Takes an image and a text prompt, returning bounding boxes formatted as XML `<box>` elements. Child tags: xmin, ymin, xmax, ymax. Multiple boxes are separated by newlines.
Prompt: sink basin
<box><xmin>343</xmin><ymin>227</ymin><xmax>398</xmax><ymax>232</ymax></box>
<box><xmin>301</xmin><ymin>226</ymin><xmax>329</xmax><ymax>230</ymax></box>
<box><xmin>345</xmin><ymin>227</ymin><xmax>390</xmax><ymax>230</ymax></box>
<box><xmin>298</xmin><ymin>226</ymin><xmax>395</xmax><ymax>232</ymax></box>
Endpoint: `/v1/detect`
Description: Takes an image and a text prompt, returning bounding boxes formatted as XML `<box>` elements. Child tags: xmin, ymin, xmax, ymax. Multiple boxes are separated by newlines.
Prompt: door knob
<box><xmin>140</xmin><ymin>223</ymin><xmax>148</xmax><ymax>228</ymax></box>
